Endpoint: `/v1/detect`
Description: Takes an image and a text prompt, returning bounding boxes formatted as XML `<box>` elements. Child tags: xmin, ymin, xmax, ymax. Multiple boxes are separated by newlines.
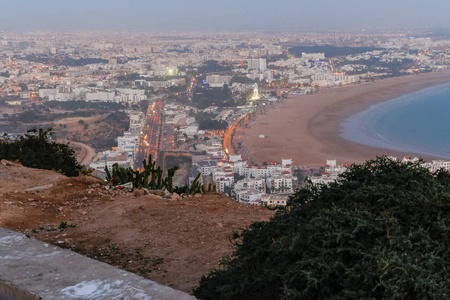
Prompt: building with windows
<box><xmin>206</xmin><ymin>75</ymin><xmax>232</xmax><ymax>88</ymax></box>
<box><xmin>247</xmin><ymin>58</ymin><xmax>266</xmax><ymax>72</ymax></box>
<box><xmin>261</xmin><ymin>194</ymin><xmax>290</xmax><ymax>206</ymax></box>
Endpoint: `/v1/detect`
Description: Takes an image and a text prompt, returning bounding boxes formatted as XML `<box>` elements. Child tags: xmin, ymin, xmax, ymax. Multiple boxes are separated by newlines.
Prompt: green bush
<box><xmin>194</xmin><ymin>157</ymin><xmax>450</xmax><ymax>299</ymax></box>
<box><xmin>0</xmin><ymin>128</ymin><xmax>80</xmax><ymax>176</ymax></box>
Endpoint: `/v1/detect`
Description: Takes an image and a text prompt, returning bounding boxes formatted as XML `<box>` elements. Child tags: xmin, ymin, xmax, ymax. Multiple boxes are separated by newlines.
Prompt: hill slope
<box><xmin>0</xmin><ymin>160</ymin><xmax>273</xmax><ymax>293</ymax></box>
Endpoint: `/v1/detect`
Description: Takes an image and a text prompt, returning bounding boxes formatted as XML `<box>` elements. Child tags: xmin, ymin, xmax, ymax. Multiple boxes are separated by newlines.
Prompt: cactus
<box><xmin>166</xmin><ymin>166</ymin><xmax>178</xmax><ymax>193</ymax></box>
<box><xmin>104</xmin><ymin>155</ymin><xmax>205</xmax><ymax>195</ymax></box>
<box><xmin>186</xmin><ymin>173</ymin><xmax>202</xmax><ymax>195</ymax></box>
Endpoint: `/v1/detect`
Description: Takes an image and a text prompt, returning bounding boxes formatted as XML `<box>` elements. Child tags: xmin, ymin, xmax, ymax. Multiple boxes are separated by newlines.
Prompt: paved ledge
<box><xmin>0</xmin><ymin>227</ymin><xmax>196</xmax><ymax>300</ymax></box>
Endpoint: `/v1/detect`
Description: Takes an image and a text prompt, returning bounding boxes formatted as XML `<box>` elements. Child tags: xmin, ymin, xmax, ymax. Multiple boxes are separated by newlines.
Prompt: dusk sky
<box><xmin>1</xmin><ymin>0</ymin><xmax>450</xmax><ymax>31</ymax></box>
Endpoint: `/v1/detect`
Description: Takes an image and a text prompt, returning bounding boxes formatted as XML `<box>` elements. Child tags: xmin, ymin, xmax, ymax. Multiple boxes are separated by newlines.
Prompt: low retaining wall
<box><xmin>0</xmin><ymin>227</ymin><xmax>196</xmax><ymax>300</ymax></box>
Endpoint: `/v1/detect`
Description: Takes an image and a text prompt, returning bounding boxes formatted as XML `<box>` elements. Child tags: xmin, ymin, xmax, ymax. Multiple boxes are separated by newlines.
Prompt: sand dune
<box><xmin>241</xmin><ymin>70</ymin><xmax>450</xmax><ymax>167</ymax></box>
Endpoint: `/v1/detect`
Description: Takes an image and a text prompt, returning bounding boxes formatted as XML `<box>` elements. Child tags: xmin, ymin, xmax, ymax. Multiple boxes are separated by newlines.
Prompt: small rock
<box><xmin>109</xmin><ymin>197</ymin><xmax>115</xmax><ymax>201</ymax></box>
<box><xmin>194</xmin><ymin>193</ymin><xmax>202</xmax><ymax>198</ymax></box>
<box><xmin>66</xmin><ymin>183</ymin><xmax>73</xmax><ymax>187</ymax></box>
<box><xmin>133</xmin><ymin>189</ymin><xmax>143</xmax><ymax>198</ymax></box>
<box><xmin>81</xmin><ymin>211</ymin><xmax>87</xmax><ymax>215</ymax></box>
<box><xmin>150</xmin><ymin>190</ymin><xmax>164</xmax><ymax>196</ymax></box>
<box><xmin>171</xmin><ymin>192</ymin><xmax>179</xmax><ymax>200</ymax></box>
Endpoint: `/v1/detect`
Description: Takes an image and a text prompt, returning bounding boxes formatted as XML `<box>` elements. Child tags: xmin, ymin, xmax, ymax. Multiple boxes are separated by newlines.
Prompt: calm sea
<box><xmin>340</xmin><ymin>82</ymin><xmax>450</xmax><ymax>159</ymax></box>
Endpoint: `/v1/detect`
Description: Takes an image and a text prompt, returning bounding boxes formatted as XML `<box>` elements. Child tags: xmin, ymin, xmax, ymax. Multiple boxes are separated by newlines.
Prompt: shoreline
<box><xmin>238</xmin><ymin>70</ymin><xmax>450</xmax><ymax>167</ymax></box>
<box><xmin>340</xmin><ymin>82</ymin><xmax>450</xmax><ymax>160</ymax></box>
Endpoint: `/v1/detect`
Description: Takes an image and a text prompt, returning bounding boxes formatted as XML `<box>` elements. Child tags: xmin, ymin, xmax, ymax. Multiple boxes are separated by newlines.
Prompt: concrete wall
<box><xmin>0</xmin><ymin>227</ymin><xmax>196</xmax><ymax>300</ymax></box>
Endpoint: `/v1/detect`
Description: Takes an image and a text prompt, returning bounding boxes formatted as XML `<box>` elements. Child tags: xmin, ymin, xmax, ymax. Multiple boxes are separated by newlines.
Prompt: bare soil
<box><xmin>0</xmin><ymin>161</ymin><xmax>273</xmax><ymax>293</ymax></box>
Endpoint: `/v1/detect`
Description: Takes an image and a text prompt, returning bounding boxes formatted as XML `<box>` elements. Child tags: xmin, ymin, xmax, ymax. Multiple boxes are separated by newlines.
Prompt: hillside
<box><xmin>0</xmin><ymin>160</ymin><xmax>274</xmax><ymax>293</ymax></box>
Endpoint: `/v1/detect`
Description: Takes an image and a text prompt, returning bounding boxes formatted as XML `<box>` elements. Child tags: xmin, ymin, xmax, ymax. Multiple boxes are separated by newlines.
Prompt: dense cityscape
<box><xmin>2</xmin><ymin>30</ymin><xmax>450</xmax><ymax>205</ymax></box>
<box><xmin>2</xmin><ymin>0</ymin><xmax>450</xmax><ymax>292</ymax></box>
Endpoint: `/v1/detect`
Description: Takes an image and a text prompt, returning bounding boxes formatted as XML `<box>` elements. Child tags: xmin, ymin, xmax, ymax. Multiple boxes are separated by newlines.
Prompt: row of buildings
<box><xmin>193</xmin><ymin>155</ymin><xmax>295</xmax><ymax>206</ymax></box>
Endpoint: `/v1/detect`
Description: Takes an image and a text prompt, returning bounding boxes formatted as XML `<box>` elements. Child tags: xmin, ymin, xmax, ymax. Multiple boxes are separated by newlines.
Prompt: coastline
<box><xmin>238</xmin><ymin>70</ymin><xmax>450</xmax><ymax>167</ymax></box>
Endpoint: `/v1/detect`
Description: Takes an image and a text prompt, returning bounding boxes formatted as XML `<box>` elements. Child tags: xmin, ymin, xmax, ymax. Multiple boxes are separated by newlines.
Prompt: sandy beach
<box><xmin>238</xmin><ymin>70</ymin><xmax>450</xmax><ymax>167</ymax></box>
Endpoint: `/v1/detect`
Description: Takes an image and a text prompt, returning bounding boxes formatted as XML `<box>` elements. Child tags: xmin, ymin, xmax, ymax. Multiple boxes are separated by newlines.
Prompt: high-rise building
<box><xmin>247</xmin><ymin>58</ymin><xmax>266</xmax><ymax>72</ymax></box>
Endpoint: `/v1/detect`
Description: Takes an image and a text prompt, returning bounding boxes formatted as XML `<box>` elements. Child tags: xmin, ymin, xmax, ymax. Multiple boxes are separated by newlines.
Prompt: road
<box><xmin>58</xmin><ymin>139</ymin><xmax>97</xmax><ymax>166</ymax></box>
<box><xmin>135</xmin><ymin>100</ymin><xmax>164</xmax><ymax>169</ymax></box>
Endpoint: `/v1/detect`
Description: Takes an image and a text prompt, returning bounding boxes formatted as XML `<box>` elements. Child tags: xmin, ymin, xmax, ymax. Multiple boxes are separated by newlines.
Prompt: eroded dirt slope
<box><xmin>0</xmin><ymin>161</ymin><xmax>274</xmax><ymax>293</ymax></box>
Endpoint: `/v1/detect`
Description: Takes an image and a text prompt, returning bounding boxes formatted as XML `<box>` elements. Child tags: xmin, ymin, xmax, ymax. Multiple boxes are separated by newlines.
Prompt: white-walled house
<box><xmin>235</xmin><ymin>189</ymin><xmax>263</xmax><ymax>205</ymax></box>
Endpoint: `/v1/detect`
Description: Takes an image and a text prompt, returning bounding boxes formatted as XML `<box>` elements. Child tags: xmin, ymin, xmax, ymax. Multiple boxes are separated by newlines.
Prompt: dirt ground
<box><xmin>0</xmin><ymin>160</ymin><xmax>274</xmax><ymax>294</ymax></box>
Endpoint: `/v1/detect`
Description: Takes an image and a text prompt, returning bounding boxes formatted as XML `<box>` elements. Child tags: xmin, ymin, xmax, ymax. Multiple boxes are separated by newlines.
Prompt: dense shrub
<box><xmin>0</xmin><ymin>128</ymin><xmax>80</xmax><ymax>176</ymax></box>
<box><xmin>194</xmin><ymin>157</ymin><xmax>450</xmax><ymax>299</ymax></box>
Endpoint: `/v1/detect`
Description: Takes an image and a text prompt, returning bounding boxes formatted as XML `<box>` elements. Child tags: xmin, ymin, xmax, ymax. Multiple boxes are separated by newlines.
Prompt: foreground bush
<box><xmin>0</xmin><ymin>128</ymin><xmax>80</xmax><ymax>177</ymax></box>
<box><xmin>194</xmin><ymin>157</ymin><xmax>450</xmax><ymax>299</ymax></box>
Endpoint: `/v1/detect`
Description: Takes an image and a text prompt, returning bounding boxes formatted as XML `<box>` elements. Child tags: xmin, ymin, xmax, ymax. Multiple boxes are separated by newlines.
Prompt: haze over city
<box><xmin>2</xmin><ymin>0</ymin><xmax>450</xmax><ymax>31</ymax></box>
<box><xmin>3</xmin><ymin>0</ymin><xmax>450</xmax><ymax>299</ymax></box>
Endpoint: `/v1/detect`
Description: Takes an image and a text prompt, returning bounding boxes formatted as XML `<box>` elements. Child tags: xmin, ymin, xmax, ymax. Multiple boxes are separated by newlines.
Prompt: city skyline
<box><xmin>2</xmin><ymin>0</ymin><xmax>450</xmax><ymax>32</ymax></box>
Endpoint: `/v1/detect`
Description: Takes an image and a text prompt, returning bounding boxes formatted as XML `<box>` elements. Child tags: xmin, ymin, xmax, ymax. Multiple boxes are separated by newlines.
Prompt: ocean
<box><xmin>340</xmin><ymin>82</ymin><xmax>450</xmax><ymax>159</ymax></box>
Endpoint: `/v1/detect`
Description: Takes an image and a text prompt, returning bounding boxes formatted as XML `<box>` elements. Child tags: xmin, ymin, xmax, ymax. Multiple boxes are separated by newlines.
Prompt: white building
<box><xmin>234</xmin><ymin>177</ymin><xmax>266</xmax><ymax>192</ymax></box>
<box><xmin>235</xmin><ymin>189</ymin><xmax>263</xmax><ymax>205</ymax></box>
<box><xmin>38</xmin><ymin>88</ymin><xmax>57</xmax><ymax>98</ymax></box>
<box><xmin>261</xmin><ymin>194</ymin><xmax>290</xmax><ymax>206</ymax></box>
<box><xmin>310</xmin><ymin>159</ymin><xmax>351</xmax><ymax>185</ymax></box>
<box><xmin>117</xmin><ymin>133</ymin><xmax>139</xmax><ymax>152</ymax></box>
<box><xmin>266</xmin><ymin>174</ymin><xmax>294</xmax><ymax>194</ymax></box>
<box><xmin>247</xmin><ymin>58</ymin><xmax>266</xmax><ymax>72</ymax></box>
<box><xmin>195</xmin><ymin>160</ymin><xmax>219</xmax><ymax>176</ymax></box>
<box><xmin>85</xmin><ymin>91</ymin><xmax>116</xmax><ymax>102</ymax></box>
<box><xmin>212</xmin><ymin>167</ymin><xmax>235</xmax><ymax>193</ymax></box>
<box><xmin>302</xmin><ymin>52</ymin><xmax>325</xmax><ymax>60</ymax></box>
<box><xmin>421</xmin><ymin>160</ymin><xmax>450</xmax><ymax>172</ymax></box>
<box><xmin>206</xmin><ymin>75</ymin><xmax>232</xmax><ymax>87</ymax></box>
<box><xmin>89</xmin><ymin>150</ymin><xmax>132</xmax><ymax>171</ymax></box>
<box><xmin>311</xmin><ymin>74</ymin><xmax>360</xmax><ymax>86</ymax></box>
<box><xmin>309</xmin><ymin>174</ymin><xmax>337</xmax><ymax>185</ymax></box>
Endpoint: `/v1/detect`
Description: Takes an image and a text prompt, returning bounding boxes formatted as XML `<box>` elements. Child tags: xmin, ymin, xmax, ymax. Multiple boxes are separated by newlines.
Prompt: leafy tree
<box><xmin>0</xmin><ymin>128</ymin><xmax>80</xmax><ymax>176</ymax></box>
<box><xmin>194</xmin><ymin>112</ymin><xmax>229</xmax><ymax>130</ymax></box>
<box><xmin>18</xmin><ymin>83</ymin><xmax>28</xmax><ymax>91</ymax></box>
<box><xmin>230</xmin><ymin>75</ymin><xmax>255</xmax><ymax>84</ymax></box>
<box><xmin>194</xmin><ymin>157</ymin><xmax>450</xmax><ymax>299</ymax></box>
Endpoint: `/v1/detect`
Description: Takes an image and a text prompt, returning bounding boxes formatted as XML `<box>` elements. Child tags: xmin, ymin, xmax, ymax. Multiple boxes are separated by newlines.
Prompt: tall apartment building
<box><xmin>247</xmin><ymin>58</ymin><xmax>266</xmax><ymax>72</ymax></box>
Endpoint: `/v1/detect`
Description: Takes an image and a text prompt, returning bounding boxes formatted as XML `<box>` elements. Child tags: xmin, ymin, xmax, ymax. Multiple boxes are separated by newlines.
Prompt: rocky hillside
<box><xmin>0</xmin><ymin>160</ymin><xmax>273</xmax><ymax>293</ymax></box>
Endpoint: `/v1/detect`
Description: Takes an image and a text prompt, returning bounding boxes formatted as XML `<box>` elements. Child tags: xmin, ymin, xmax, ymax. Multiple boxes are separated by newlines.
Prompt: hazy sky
<box><xmin>1</xmin><ymin>0</ymin><xmax>450</xmax><ymax>31</ymax></box>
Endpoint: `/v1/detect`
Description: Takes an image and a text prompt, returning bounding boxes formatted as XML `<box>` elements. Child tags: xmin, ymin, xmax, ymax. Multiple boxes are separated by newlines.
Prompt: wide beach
<box><xmin>239</xmin><ymin>70</ymin><xmax>450</xmax><ymax>167</ymax></box>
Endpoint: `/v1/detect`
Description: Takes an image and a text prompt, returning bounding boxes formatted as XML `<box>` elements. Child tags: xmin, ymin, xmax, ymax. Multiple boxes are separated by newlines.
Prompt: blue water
<box><xmin>340</xmin><ymin>82</ymin><xmax>450</xmax><ymax>159</ymax></box>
